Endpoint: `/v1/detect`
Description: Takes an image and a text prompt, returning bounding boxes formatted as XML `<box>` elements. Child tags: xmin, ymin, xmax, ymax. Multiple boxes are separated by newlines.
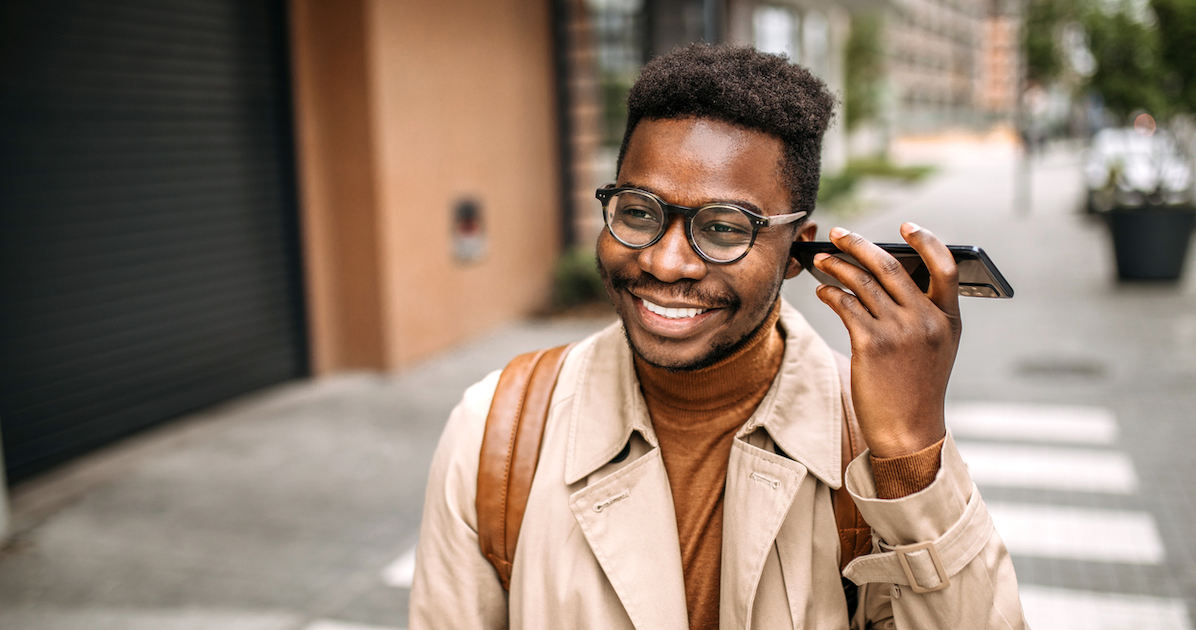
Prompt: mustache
<box><xmin>604</xmin><ymin>268</ymin><xmax>739</xmax><ymax>311</ymax></box>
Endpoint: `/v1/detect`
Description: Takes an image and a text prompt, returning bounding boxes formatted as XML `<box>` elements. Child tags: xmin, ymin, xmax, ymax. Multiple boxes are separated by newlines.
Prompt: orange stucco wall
<box><xmin>289</xmin><ymin>0</ymin><xmax>387</xmax><ymax>373</ymax></box>
<box><xmin>291</xmin><ymin>0</ymin><xmax>561</xmax><ymax>372</ymax></box>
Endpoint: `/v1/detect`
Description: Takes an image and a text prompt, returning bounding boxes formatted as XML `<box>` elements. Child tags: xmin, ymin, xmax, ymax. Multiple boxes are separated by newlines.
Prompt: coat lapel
<box><xmin>569</xmin><ymin>448</ymin><xmax>690</xmax><ymax>630</ymax></box>
<box><xmin>556</xmin><ymin>305</ymin><xmax>845</xmax><ymax>630</ymax></box>
<box><xmin>564</xmin><ymin>322</ymin><xmax>655</xmax><ymax>485</ymax></box>
<box><xmin>720</xmin><ymin>439</ymin><xmax>807</xmax><ymax>630</ymax></box>
<box><xmin>750</xmin><ymin>302</ymin><xmax>843</xmax><ymax>489</ymax></box>
<box><xmin>564</xmin><ymin>326</ymin><xmax>687</xmax><ymax>629</ymax></box>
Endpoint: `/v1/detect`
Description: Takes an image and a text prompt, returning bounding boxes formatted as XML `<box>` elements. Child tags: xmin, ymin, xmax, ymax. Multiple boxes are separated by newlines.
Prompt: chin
<box><xmin>624</xmin><ymin>329</ymin><xmax>736</xmax><ymax>372</ymax></box>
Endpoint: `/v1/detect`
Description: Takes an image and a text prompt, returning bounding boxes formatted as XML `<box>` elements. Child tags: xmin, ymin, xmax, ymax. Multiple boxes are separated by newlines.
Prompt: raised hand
<box><xmin>812</xmin><ymin>223</ymin><xmax>962</xmax><ymax>459</ymax></box>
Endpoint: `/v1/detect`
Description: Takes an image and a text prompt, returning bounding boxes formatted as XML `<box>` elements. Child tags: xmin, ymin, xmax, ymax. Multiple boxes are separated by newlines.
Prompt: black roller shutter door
<box><xmin>0</xmin><ymin>0</ymin><xmax>308</xmax><ymax>481</ymax></box>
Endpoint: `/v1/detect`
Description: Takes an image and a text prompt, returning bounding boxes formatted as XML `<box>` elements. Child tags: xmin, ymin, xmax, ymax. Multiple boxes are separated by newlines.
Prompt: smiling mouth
<box><xmin>640</xmin><ymin>298</ymin><xmax>709</xmax><ymax>319</ymax></box>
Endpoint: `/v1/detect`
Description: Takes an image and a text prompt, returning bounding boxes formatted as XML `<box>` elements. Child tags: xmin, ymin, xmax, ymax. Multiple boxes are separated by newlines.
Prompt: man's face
<box><xmin>597</xmin><ymin>117</ymin><xmax>816</xmax><ymax>371</ymax></box>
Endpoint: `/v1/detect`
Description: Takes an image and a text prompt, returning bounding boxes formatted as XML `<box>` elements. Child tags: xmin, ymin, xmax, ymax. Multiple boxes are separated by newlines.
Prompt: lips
<box><xmin>630</xmin><ymin>296</ymin><xmax>724</xmax><ymax>339</ymax></box>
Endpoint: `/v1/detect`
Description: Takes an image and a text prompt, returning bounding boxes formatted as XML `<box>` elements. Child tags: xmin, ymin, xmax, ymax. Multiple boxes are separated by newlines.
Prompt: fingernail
<box><xmin>902</xmin><ymin>222</ymin><xmax>922</xmax><ymax>235</ymax></box>
<box><xmin>829</xmin><ymin>227</ymin><xmax>849</xmax><ymax>239</ymax></box>
<box><xmin>814</xmin><ymin>253</ymin><xmax>830</xmax><ymax>263</ymax></box>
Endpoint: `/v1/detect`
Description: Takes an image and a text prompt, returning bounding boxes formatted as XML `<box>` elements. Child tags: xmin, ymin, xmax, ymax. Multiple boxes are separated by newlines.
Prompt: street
<box><xmin>1</xmin><ymin>137</ymin><xmax>1194</xmax><ymax>629</ymax></box>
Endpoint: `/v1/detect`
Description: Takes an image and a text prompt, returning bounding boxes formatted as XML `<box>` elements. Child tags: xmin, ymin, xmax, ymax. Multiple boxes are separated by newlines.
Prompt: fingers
<box><xmin>812</xmin><ymin>252</ymin><xmax>888</xmax><ymax>317</ymax></box>
<box><xmin>816</xmin><ymin>227</ymin><xmax>921</xmax><ymax>310</ymax></box>
<box><xmin>815</xmin><ymin>282</ymin><xmax>873</xmax><ymax>328</ymax></box>
<box><xmin>899</xmin><ymin>223</ymin><xmax>961</xmax><ymax>317</ymax></box>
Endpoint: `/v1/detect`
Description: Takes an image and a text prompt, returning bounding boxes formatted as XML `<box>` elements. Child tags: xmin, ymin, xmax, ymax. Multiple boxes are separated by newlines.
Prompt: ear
<box><xmin>784</xmin><ymin>220</ymin><xmax>817</xmax><ymax>279</ymax></box>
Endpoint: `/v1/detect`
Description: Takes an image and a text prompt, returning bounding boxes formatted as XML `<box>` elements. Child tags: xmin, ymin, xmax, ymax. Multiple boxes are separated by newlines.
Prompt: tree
<box><xmin>1151</xmin><ymin>0</ymin><xmax>1196</xmax><ymax>112</ymax></box>
<box><xmin>1082</xmin><ymin>2</ymin><xmax>1169</xmax><ymax>120</ymax></box>
<box><xmin>844</xmin><ymin>13</ymin><xmax>884</xmax><ymax>131</ymax></box>
<box><xmin>1024</xmin><ymin>0</ymin><xmax>1074</xmax><ymax>84</ymax></box>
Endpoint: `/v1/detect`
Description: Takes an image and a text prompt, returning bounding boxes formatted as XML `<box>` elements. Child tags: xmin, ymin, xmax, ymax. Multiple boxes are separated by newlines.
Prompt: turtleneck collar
<box><xmin>633</xmin><ymin>299</ymin><xmax>785</xmax><ymax>414</ymax></box>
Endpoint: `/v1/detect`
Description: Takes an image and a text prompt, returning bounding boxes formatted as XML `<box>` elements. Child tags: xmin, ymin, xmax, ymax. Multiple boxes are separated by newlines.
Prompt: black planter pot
<box><xmin>1108</xmin><ymin>206</ymin><xmax>1196</xmax><ymax>281</ymax></box>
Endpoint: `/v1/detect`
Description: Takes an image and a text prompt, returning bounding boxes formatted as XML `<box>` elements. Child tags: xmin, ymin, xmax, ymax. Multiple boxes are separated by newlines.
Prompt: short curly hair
<box><xmin>616</xmin><ymin>44</ymin><xmax>836</xmax><ymax>217</ymax></box>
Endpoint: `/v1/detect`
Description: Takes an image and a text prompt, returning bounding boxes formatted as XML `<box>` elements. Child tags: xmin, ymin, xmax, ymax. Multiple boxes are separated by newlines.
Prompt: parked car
<box><xmin>1084</xmin><ymin>127</ymin><xmax>1193</xmax><ymax>213</ymax></box>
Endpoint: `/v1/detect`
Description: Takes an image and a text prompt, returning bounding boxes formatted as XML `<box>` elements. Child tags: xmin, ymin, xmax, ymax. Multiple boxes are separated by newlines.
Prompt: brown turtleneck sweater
<box><xmin>634</xmin><ymin>301</ymin><xmax>943</xmax><ymax>630</ymax></box>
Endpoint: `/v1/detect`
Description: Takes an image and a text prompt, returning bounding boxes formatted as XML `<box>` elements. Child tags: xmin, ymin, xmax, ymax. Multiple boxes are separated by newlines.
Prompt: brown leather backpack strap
<box><xmin>476</xmin><ymin>344</ymin><xmax>573</xmax><ymax>591</ymax></box>
<box><xmin>832</xmin><ymin>351</ymin><xmax>872</xmax><ymax>571</ymax></box>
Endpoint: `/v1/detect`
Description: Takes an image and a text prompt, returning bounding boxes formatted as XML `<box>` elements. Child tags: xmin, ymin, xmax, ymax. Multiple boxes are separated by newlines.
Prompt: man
<box><xmin>410</xmin><ymin>44</ymin><xmax>1024</xmax><ymax>629</ymax></box>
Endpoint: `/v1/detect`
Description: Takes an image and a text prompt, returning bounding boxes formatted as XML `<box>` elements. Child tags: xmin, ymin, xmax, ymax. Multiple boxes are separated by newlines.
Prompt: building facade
<box><xmin>885</xmin><ymin>0</ymin><xmax>995</xmax><ymax>133</ymax></box>
<box><xmin>0</xmin><ymin>0</ymin><xmax>563</xmax><ymax>481</ymax></box>
<box><xmin>289</xmin><ymin>0</ymin><xmax>562</xmax><ymax>373</ymax></box>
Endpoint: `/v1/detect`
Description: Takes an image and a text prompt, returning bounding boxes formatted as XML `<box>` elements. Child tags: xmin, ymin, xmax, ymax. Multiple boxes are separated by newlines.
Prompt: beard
<box><xmin>598</xmin><ymin>255</ymin><xmax>781</xmax><ymax>372</ymax></box>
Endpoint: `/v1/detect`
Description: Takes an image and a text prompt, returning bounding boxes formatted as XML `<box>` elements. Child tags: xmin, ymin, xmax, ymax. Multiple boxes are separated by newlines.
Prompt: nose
<box><xmin>637</xmin><ymin>214</ymin><xmax>707</xmax><ymax>283</ymax></box>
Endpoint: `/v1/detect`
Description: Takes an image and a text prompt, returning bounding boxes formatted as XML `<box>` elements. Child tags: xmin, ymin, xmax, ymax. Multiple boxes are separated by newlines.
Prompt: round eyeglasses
<box><xmin>595</xmin><ymin>185</ymin><xmax>808</xmax><ymax>264</ymax></box>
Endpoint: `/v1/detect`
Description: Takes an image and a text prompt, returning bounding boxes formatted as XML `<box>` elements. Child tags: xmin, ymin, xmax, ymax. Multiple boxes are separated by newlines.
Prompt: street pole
<box><xmin>0</xmin><ymin>421</ymin><xmax>10</xmax><ymax>542</ymax></box>
<box><xmin>1015</xmin><ymin>17</ymin><xmax>1031</xmax><ymax>217</ymax></box>
<box><xmin>1016</xmin><ymin>132</ymin><xmax>1032</xmax><ymax>217</ymax></box>
<box><xmin>703</xmin><ymin>0</ymin><xmax>718</xmax><ymax>43</ymax></box>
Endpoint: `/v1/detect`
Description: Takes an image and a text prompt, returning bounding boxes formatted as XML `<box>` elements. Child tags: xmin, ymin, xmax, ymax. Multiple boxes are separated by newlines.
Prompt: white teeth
<box><xmin>642</xmin><ymin>299</ymin><xmax>707</xmax><ymax>319</ymax></box>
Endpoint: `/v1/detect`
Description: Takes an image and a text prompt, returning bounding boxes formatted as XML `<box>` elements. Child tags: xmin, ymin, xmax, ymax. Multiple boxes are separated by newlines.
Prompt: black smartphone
<box><xmin>790</xmin><ymin>242</ymin><xmax>1014</xmax><ymax>299</ymax></box>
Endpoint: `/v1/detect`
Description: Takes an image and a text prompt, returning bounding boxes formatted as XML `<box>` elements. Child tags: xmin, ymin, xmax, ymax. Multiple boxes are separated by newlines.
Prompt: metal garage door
<box><xmin>0</xmin><ymin>0</ymin><xmax>308</xmax><ymax>481</ymax></box>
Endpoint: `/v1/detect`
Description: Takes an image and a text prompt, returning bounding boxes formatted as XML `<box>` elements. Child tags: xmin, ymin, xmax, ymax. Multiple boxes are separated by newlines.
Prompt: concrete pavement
<box><xmin>2</xmin><ymin>137</ymin><xmax>1195</xmax><ymax>628</ymax></box>
<box><xmin>0</xmin><ymin>319</ymin><xmax>611</xmax><ymax>629</ymax></box>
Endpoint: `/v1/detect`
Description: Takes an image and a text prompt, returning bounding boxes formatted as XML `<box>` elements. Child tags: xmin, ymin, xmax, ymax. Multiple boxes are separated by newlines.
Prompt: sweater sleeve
<box><xmin>868</xmin><ymin>436</ymin><xmax>946</xmax><ymax>499</ymax></box>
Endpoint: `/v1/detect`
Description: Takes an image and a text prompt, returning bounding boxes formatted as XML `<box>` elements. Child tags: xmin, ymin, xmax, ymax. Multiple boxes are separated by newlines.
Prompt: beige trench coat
<box><xmin>410</xmin><ymin>302</ymin><xmax>1026</xmax><ymax>629</ymax></box>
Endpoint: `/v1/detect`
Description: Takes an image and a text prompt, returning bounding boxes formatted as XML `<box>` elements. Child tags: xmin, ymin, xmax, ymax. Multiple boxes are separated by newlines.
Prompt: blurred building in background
<box><xmin>884</xmin><ymin>0</ymin><xmax>1015</xmax><ymax>132</ymax></box>
<box><xmin>288</xmin><ymin>0</ymin><xmax>561</xmax><ymax>374</ymax></box>
<box><xmin>1</xmin><ymin>0</ymin><xmax>313</xmax><ymax>483</ymax></box>
<box><xmin>978</xmin><ymin>0</ymin><xmax>1022</xmax><ymax>116</ymax></box>
<box><xmin>0</xmin><ymin>0</ymin><xmax>561</xmax><ymax>481</ymax></box>
<box><xmin>0</xmin><ymin>0</ymin><xmax>1021</xmax><ymax>483</ymax></box>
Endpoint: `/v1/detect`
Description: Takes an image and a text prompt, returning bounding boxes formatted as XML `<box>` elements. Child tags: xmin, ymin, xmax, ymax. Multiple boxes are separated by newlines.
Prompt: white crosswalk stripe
<box><xmin>987</xmin><ymin>502</ymin><xmax>1165</xmax><ymax>564</ymax></box>
<box><xmin>305</xmin><ymin>621</ymin><xmax>405</xmax><ymax>630</ymax></box>
<box><xmin>952</xmin><ymin>401</ymin><xmax>1190</xmax><ymax>628</ymax></box>
<box><xmin>956</xmin><ymin>441</ymin><xmax>1138</xmax><ymax>494</ymax></box>
<box><xmin>1020</xmin><ymin>586</ymin><xmax>1193</xmax><ymax>630</ymax></box>
<box><xmin>381</xmin><ymin>544</ymin><xmax>417</xmax><ymax>589</ymax></box>
<box><xmin>948</xmin><ymin>402</ymin><xmax>1119</xmax><ymax>445</ymax></box>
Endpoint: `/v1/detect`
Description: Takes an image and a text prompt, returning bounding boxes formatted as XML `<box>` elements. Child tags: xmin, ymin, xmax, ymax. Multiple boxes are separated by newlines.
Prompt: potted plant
<box><xmin>1086</xmin><ymin>124</ymin><xmax>1196</xmax><ymax>280</ymax></box>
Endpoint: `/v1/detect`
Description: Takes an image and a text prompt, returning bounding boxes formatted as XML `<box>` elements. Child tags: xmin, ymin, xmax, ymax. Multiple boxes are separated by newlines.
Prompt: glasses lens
<box><xmin>607</xmin><ymin>191</ymin><xmax>664</xmax><ymax>246</ymax></box>
<box><xmin>692</xmin><ymin>206</ymin><xmax>754</xmax><ymax>262</ymax></box>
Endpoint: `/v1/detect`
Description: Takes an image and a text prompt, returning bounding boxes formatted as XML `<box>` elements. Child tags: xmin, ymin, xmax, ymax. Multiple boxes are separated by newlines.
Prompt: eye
<box><xmin>621</xmin><ymin>206</ymin><xmax>656</xmax><ymax>220</ymax></box>
<box><xmin>695</xmin><ymin>208</ymin><xmax>754</xmax><ymax>250</ymax></box>
<box><xmin>704</xmin><ymin>222</ymin><xmax>747</xmax><ymax>234</ymax></box>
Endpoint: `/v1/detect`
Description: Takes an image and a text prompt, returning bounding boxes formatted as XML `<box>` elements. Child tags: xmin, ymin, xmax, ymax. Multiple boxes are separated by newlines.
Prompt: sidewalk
<box><xmin>2</xmin><ymin>138</ymin><xmax>1195</xmax><ymax>629</ymax></box>
<box><xmin>0</xmin><ymin>319</ymin><xmax>613</xmax><ymax>630</ymax></box>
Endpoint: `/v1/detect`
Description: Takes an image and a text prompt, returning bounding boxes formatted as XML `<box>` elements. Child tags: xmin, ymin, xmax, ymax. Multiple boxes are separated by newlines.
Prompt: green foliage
<box><xmin>845</xmin><ymin>158</ymin><xmax>936</xmax><ymax>183</ymax></box>
<box><xmin>845</xmin><ymin>13</ymin><xmax>885</xmax><ymax>131</ymax></box>
<box><xmin>817</xmin><ymin>171</ymin><xmax>860</xmax><ymax>207</ymax></box>
<box><xmin>1024</xmin><ymin>0</ymin><xmax>1075</xmax><ymax>83</ymax></box>
<box><xmin>1082</xmin><ymin>2</ymin><xmax>1170</xmax><ymax>119</ymax></box>
<box><xmin>1151</xmin><ymin>0</ymin><xmax>1196</xmax><ymax>111</ymax></box>
<box><xmin>817</xmin><ymin>159</ymin><xmax>937</xmax><ymax>209</ymax></box>
<box><xmin>552</xmin><ymin>246</ymin><xmax>608</xmax><ymax>308</ymax></box>
<box><xmin>1021</xmin><ymin>0</ymin><xmax>1195</xmax><ymax>118</ymax></box>
<box><xmin>600</xmin><ymin>73</ymin><xmax>635</xmax><ymax>147</ymax></box>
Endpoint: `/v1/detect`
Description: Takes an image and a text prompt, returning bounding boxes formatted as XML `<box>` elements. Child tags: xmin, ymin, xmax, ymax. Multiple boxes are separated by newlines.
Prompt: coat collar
<box><xmin>564</xmin><ymin>300</ymin><xmax>844</xmax><ymax>488</ymax></box>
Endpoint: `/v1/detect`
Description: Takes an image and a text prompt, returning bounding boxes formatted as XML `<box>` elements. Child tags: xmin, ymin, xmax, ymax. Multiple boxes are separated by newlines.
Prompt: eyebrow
<box><xmin>618</xmin><ymin>180</ymin><xmax>769</xmax><ymax>216</ymax></box>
